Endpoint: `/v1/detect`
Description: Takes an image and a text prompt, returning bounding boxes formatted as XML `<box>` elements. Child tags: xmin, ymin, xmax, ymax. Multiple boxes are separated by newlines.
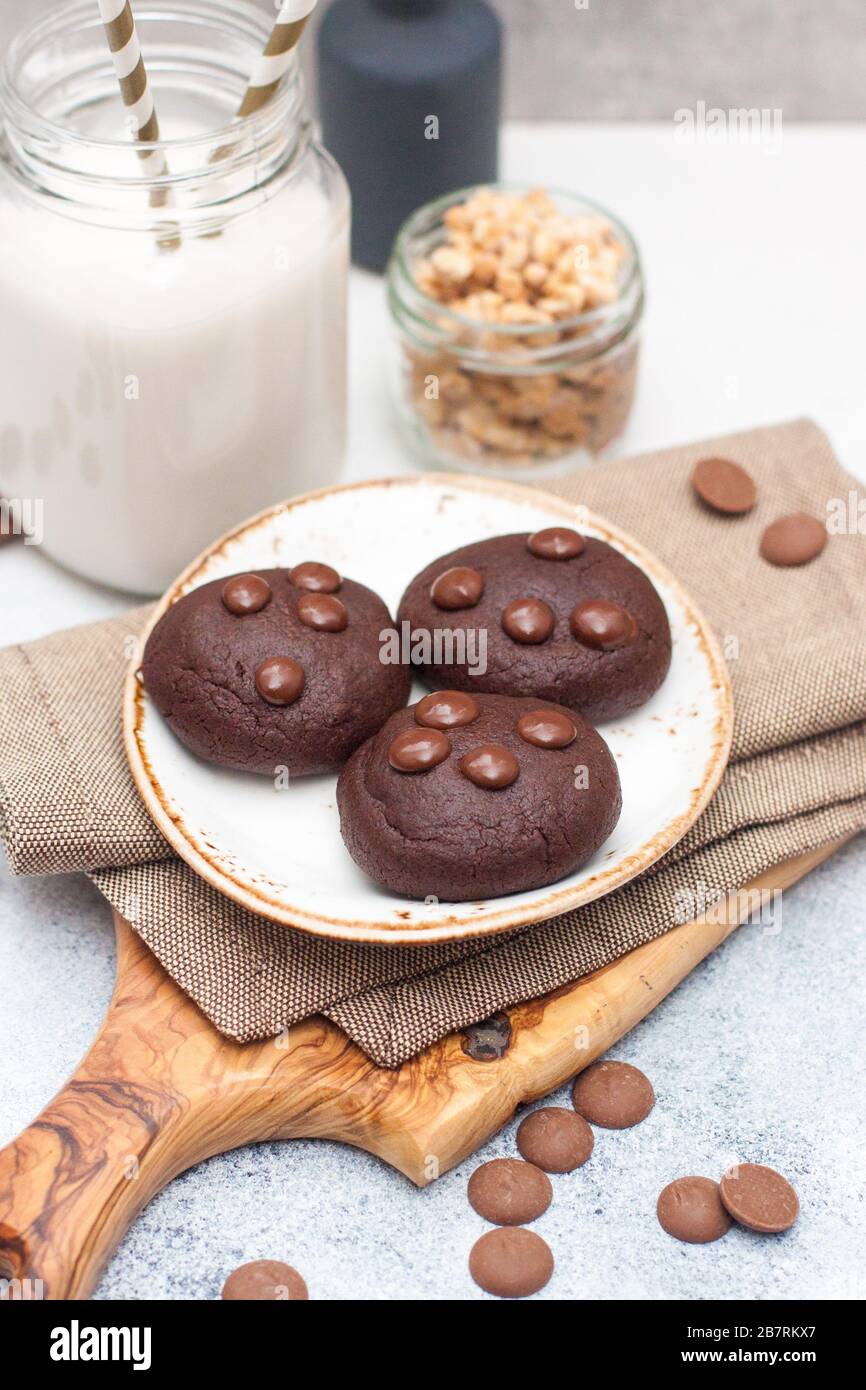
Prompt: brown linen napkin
<box><xmin>1</xmin><ymin>419</ymin><xmax>864</xmax><ymax>1066</ymax></box>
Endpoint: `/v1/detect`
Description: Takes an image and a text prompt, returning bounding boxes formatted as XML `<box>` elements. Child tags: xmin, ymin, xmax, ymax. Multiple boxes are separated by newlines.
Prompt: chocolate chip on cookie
<box><xmin>460</xmin><ymin>743</ymin><xmax>520</xmax><ymax>789</ymax></box>
<box><xmin>501</xmin><ymin>597</ymin><xmax>555</xmax><ymax>644</ymax></box>
<box><xmin>430</xmin><ymin>565</ymin><xmax>485</xmax><ymax>611</ymax></box>
<box><xmin>415</xmin><ymin>690</ymin><xmax>480</xmax><ymax>729</ymax></box>
<box><xmin>255</xmin><ymin>656</ymin><xmax>305</xmax><ymax>706</ymax></box>
<box><xmin>389</xmin><ymin>727</ymin><xmax>452</xmax><ymax>772</ymax></box>
<box><xmin>570</xmin><ymin>598</ymin><xmax>637</xmax><ymax>651</ymax></box>
<box><xmin>221</xmin><ymin>573</ymin><xmax>272</xmax><ymax>615</ymax></box>
<box><xmin>527</xmin><ymin>526</ymin><xmax>586</xmax><ymax>560</ymax></box>
<box><xmin>296</xmin><ymin>592</ymin><xmax>348</xmax><ymax>631</ymax></box>
<box><xmin>290</xmin><ymin>561</ymin><xmax>342</xmax><ymax>592</ymax></box>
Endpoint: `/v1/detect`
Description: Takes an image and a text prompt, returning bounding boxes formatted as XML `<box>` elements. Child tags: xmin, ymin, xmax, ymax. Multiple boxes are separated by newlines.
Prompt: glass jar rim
<box><xmin>388</xmin><ymin>182</ymin><xmax>644</xmax><ymax>347</ymax></box>
<box><xmin>0</xmin><ymin>0</ymin><xmax>300</xmax><ymax>159</ymax></box>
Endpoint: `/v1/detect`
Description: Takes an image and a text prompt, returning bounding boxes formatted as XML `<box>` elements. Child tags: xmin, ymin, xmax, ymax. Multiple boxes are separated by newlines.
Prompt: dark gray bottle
<box><xmin>317</xmin><ymin>0</ymin><xmax>502</xmax><ymax>271</ymax></box>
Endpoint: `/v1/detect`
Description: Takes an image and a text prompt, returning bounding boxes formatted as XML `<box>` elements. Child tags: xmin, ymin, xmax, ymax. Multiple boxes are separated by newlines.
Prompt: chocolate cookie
<box><xmin>337</xmin><ymin>692</ymin><xmax>621</xmax><ymax>901</ymax></box>
<box><xmin>397</xmin><ymin>531</ymin><xmax>671</xmax><ymax>723</ymax></box>
<box><xmin>142</xmin><ymin>567</ymin><xmax>410</xmax><ymax>776</ymax></box>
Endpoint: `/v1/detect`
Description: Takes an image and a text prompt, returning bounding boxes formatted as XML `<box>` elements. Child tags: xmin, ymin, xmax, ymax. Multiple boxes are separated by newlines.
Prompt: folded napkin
<box><xmin>1</xmin><ymin>419</ymin><xmax>864</xmax><ymax>1066</ymax></box>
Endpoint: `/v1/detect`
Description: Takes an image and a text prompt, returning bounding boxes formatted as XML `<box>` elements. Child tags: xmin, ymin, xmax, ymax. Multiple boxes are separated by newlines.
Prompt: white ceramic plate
<box><xmin>124</xmin><ymin>474</ymin><xmax>732</xmax><ymax>945</ymax></box>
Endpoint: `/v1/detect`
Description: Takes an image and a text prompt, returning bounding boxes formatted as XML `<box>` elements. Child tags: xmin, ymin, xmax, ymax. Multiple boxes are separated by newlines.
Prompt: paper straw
<box><xmin>235</xmin><ymin>0</ymin><xmax>319</xmax><ymax>119</ymax></box>
<box><xmin>97</xmin><ymin>0</ymin><xmax>168</xmax><ymax>180</ymax></box>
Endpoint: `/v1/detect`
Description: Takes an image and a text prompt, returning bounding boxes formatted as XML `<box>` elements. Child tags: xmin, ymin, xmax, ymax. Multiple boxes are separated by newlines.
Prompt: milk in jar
<box><xmin>0</xmin><ymin>1</ymin><xmax>349</xmax><ymax>593</ymax></box>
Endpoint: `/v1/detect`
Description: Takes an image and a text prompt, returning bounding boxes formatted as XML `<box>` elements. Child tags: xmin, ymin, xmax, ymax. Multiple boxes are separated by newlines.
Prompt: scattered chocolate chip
<box><xmin>467</xmin><ymin>1158</ymin><xmax>553</xmax><ymax>1226</ymax></box>
<box><xmin>415</xmin><ymin>690</ymin><xmax>480</xmax><ymax>730</ymax></box>
<box><xmin>517</xmin><ymin>1107</ymin><xmax>594</xmax><ymax>1174</ymax></box>
<box><xmin>760</xmin><ymin>513</ymin><xmax>827</xmax><ymax>567</ymax></box>
<box><xmin>572</xmin><ymin>1060</ymin><xmax>654</xmax><ymax>1129</ymax></box>
<box><xmin>516</xmin><ymin>709</ymin><xmax>577</xmax><ymax>749</ymax></box>
<box><xmin>719</xmin><ymin>1163</ymin><xmax>799</xmax><ymax>1233</ymax></box>
<box><xmin>255</xmin><ymin>656</ymin><xmax>305</xmax><ymax>706</ymax></box>
<box><xmin>221</xmin><ymin>1260</ymin><xmax>309</xmax><ymax>1301</ymax></box>
<box><xmin>528</xmin><ymin>526</ymin><xmax>585</xmax><ymax>560</ymax></box>
<box><xmin>461</xmin><ymin>1012</ymin><xmax>512</xmax><ymax>1061</ymax></box>
<box><xmin>388</xmin><ymin>727</ymin><xmax>451</xmax><ymax>772</ymax></box>
<box><xmin>469</xmin><ymin>1227</ymin><xmax>554</xmax><ymax>1299</ymax></box>
<box><xmin>290</xmin><ymin>561</ymin><xmax>342</xmax><ymax>593</ymax></box>
<box><xmin>570</xmin><ymin>598</ymin><xmax>637</xmax><ymax>651</ymax></box>
<box><xmin>430</xmin><ymin>565</ymin><xmax>484</xmax><ymax>610</ymax></box>
<box><xmin>691</xmin><ymin>457</ymin><xmax>757</xmax><ymax>515</ymax></box>
<box><xmin>460</xmin><ymin>743</ymin><xmax>519</xmax><ymax>789</ymax></box>
<box><xmin>657</xmin><ymin>1177</ymin><xmax>732</xmax><ymax>1244</ymax></box>
<box><xmin>501</xmin><ymin>596</ymin><xmax>555</xmax><ymax>644</ymax></box>
<box><xmin>297</xmin><ymin>592</ymin><xmax>348</xmax><ymax>632</ymax></box>
<box><xmin>221</xmin><ymin>573</ymin><xmax>272</xmax><ymax>615</ymax></box>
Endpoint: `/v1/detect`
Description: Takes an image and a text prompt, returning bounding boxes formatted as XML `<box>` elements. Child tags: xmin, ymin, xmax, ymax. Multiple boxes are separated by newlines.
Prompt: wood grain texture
<box><xmin>0</xmin><ymin>839</ymin><xmax>845</xmax><ymax>1300</ymax></box>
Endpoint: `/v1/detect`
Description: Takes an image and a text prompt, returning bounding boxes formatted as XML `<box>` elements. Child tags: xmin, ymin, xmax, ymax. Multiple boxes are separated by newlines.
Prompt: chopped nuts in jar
<box><xmin>389</xmin><ymin>186</ymin><xmax>643</xmax><ymax>476</ymax></box>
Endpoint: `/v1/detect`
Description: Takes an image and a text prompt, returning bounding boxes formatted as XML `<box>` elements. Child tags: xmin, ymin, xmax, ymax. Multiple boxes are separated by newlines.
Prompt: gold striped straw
<box><xmin>96</xmin><ymin>0</ymin><xmax>174</xmax><ymax>226</ymax></box>
<box><xmin>236</xmin><ymin>0</ymin><xmax>319</xmax><ymax>119</ymax></box>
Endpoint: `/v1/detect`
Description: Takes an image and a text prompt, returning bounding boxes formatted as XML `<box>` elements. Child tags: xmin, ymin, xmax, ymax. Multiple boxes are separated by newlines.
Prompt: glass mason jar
<box><xmin>387</xmin><ymin>185</ymin><xmax>643</xmax><ymax>481</ymax></box>
<box><xmin>0</xmin><ymin>0</ymin><xmax>349</xmax><ymax>594</ymax></box>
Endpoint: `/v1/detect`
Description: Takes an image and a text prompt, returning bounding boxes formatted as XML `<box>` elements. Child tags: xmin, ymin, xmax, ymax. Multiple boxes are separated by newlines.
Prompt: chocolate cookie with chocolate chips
<box><xmin>337</xmin><ymin>691</ymin><xmax>621</xmax><ymax>900</ymax></box>
<box><xmin>397</xmin><ymin>530</ymin><xmax>672</xmax><ymax>723</ymax></box>
<box><xmin>142</xmin><ymin>566</ymin><xmax>410</xmax><ymax>776</ymax></box>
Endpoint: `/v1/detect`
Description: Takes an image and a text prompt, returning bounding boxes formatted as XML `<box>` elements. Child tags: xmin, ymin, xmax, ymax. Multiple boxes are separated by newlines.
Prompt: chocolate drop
<box><xmin>527</xmin><ymin>526</ymin><xmax>585</xmax><ymax>560</ymax></box>
<box><xmin>570</xmin><ymin>598</ymin><xmax>637</xmax><ymax>650</ymax></box>
<box><xmin>460</xmin><ymin>743</ymin><xmax>519</xmax><ymax>789</ymax></box>
<box><xmin>415</xmin><ymin>690</ymin><xmax>480</xmax><ymax>729</ymax></box>
<box><xmin>221</xmin><ymin>573</ymin><xmax>272</xmax><ymax>615</ymax></box>
<box><xmin>430</xmin><ymin>565</ymin><xmax>484</xmax><ymax>610</ymax></box>
<box><xmin>388</xmin><ymin>727</ymin><xmax>452</xmax><ymax>772</ymax></box>
<box><xmin>297</xmin><ymin>592</ymin><xmax>348</xmax><ymax>632</ymax></box>
<box><xmin>255</xmin><ymin>657</ymin><xmax>305</xmax><ymax>706</ymax></box>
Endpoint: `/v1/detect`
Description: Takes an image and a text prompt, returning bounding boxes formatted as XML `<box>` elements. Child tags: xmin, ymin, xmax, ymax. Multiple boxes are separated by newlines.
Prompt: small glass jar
<box><xmin>0</xmin><ymin>0</ymin><xmax>349</xmax><ymax>594</ymax></box>
<box><xmin>387</xmin><ymin>185</ymin><xmax>644</xmax><ymax>481</ymax></box>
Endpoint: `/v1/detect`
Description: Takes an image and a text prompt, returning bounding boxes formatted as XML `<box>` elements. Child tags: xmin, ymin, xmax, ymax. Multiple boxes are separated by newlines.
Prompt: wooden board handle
<box><xmin>0</xmin><ymin>1071</ymin><xmax>182</xmax><ymax>1298</ymax></box>
<box><xmin>0</xmin><ymin>922</ymin><xmax>347</xmax><ymax>1299</ymax></box>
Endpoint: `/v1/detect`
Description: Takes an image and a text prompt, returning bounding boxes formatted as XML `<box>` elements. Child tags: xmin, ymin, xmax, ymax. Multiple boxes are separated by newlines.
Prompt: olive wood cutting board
<box><xmin>0</xmin><ymin>839</ymin><xmax>846</xmax><ymax>1300</ymax></box>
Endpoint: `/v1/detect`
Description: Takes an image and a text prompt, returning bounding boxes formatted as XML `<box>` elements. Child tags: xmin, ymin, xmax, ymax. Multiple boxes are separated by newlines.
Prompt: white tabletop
<box><xmin>1</xmin><ymin>123</ymin><xmax>864</xmax><ymax>1300</ymax></box>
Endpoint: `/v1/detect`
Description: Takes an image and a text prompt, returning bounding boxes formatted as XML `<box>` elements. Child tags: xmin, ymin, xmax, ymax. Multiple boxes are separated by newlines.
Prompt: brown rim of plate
<box><xmin>123</xmin><ymin>472</ymin><xmax>734</xmax><ymax>946</ymax></box>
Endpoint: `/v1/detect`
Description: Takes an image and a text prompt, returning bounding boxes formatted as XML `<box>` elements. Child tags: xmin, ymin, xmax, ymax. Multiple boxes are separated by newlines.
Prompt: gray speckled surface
<box><xmin>2</xmin><ymin>838</ymin><xmax>864</xmax><ymax>1300</ymax></box>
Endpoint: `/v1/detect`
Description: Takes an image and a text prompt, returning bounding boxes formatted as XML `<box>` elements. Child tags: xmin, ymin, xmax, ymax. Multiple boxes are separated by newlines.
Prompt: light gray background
<box><xmin>1</xmin><ymin>0</ymin><xmax>864</xmax><ymax>120</ymax></box>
